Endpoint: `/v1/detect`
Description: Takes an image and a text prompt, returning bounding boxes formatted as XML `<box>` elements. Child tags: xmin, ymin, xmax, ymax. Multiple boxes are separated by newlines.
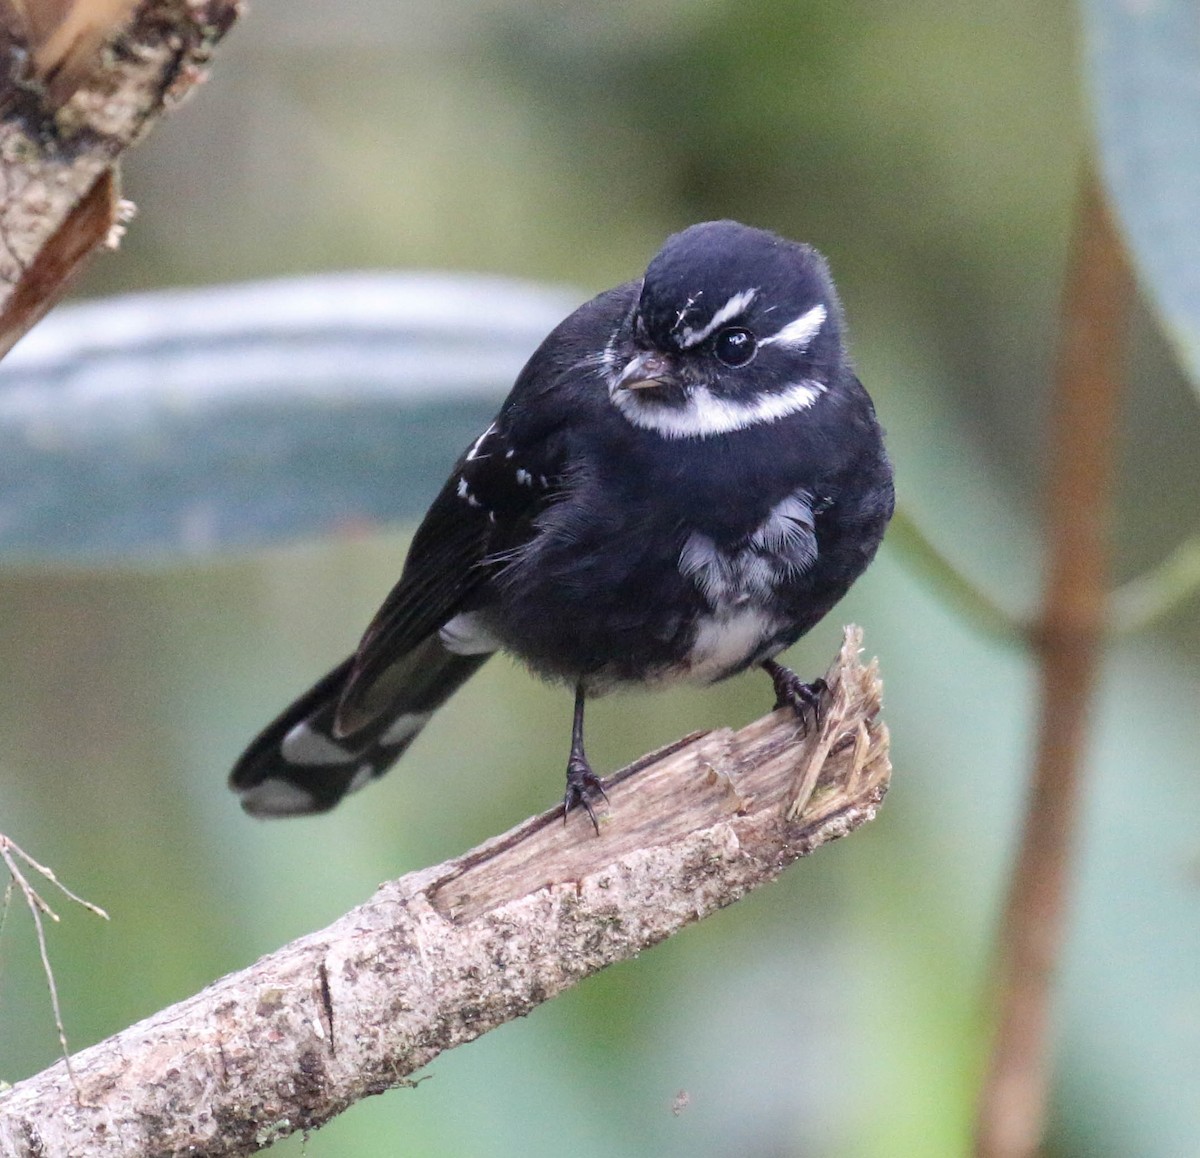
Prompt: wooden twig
<box><xmin>0</xmin><ymin>627</ymin><xmax>889</xmax><ymax>1158</ymax></box>
<box><xmin>974</xmin><ymin>173</ymin><xmax>1133</xmax><ymax>1158</ymax></box>
<box><xmin>0</xmin><ymin>0</ymin><xmax>241</xmax><ymax>357</ymax></box>
<box><xmin>0</xmin><ymin>835</ymin><xmax>110</xmax><ymax>1087</ymax></box>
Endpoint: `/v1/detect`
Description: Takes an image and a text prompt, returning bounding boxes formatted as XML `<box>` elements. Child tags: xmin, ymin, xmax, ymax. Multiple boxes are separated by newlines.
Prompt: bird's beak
<box><xmin>614</xmin><ymin>350</ymin><xmax>679</xmax><ymax>393</ymax></box>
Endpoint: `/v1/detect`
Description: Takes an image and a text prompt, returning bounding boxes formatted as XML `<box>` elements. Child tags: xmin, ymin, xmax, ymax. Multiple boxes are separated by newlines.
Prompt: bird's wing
<box><xmin>333</xmin><ymin>418</ymin><xmax>565</xmax><ymax>736</ymax></box>
<box><xmin>335</xmin><ymin>281</ymin><xmax>638</xmax><ymax>738</ymax></box>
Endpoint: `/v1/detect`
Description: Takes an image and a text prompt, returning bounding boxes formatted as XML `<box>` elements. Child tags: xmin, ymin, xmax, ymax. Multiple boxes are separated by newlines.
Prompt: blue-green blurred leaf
<box><xmin>1085</xmin><ymin>0</ymin><xmax>1200</xmax><ymax>390</ymax></box>
<box><xmin>0</xmin><ymin>275</ymin><xmax>576</xmax><ymax>563</ymax></box>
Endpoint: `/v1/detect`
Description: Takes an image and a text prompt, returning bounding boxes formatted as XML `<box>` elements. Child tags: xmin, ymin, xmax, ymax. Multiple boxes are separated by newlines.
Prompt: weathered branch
<box><xmin>0</xmin><ymin>627</ymin><xmax>889</xmax><ymax>1158</ymax></box>
<box><xmin>0</xmin><ymin>0</ymin><xmax>241</xmax><ymax>357</ymax></box>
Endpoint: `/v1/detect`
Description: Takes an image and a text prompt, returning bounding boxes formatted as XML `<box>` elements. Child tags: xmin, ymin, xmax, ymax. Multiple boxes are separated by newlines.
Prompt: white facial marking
<box><xmin>238</xmin><ymin>778</ymin><xmax>318</xmax><ymax>817</ymax></box>
<box><xmin>345</xmin><ymin>763</ymin><xmax>376</xmax><ymax>795</ymax></box>
<box><xmin>676</xmin><ymin>288</ymin><xmax>758</xmax><ymax>349</ymax></box>
<box><xmin>673</xmin><ymin>292</ymin><xmax>702</xmax><ymax>334</ymax></box>
<box><xmin>281</xmin><ymin>720</ymin><xmax>357</xmax><ymax>766</ymax></box>
<box><xmin>439</xmin><ymin>611</ymin><xmax>500</xmax><ymax>656</ymax></box>
<box><xmin>379</xmin><ymin>711</ymin><xmax>433</xmax><ymax>746</ymax></box>
<box><xmin>601</xmin><ymin>332</ymin><xmax>620</xmax><ymax>371</ymax></box>
<box><xmin>759</xmin><ymin>304</ymin><xmax>827</xmax><ymax>351</ymax></box>
<box><xmin>612</xmin><ymin>378</ymin><xmax>825</xmax><ymax>439</ymax></box>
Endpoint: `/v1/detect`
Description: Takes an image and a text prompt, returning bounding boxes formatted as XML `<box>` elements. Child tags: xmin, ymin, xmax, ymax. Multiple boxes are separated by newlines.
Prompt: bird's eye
<box><xmin>713</xmin><ymin>327</ymin><xmax>757</xmax><ymax>368</ymax></box>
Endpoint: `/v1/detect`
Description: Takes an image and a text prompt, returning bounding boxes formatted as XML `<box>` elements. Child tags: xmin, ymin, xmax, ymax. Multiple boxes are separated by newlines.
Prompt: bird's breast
<box><xmin>675</xmin><ymin>604</ymin><xmax>784</xmax><ymax>685</ymax></box>
<box><xmin>665</xmin><ymin>489</ymin><xmax>820</xmax><ymax>684</ymax></box>
<box><xmin>677</xmin><ymin>489</ymin><xmax>819</xmax><ymax>603</ymax></box>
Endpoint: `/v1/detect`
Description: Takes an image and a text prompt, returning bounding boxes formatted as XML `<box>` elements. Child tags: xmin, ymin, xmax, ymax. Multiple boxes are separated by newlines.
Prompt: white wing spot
<box><xmin>466</xmin><ymin>422</ymin><xmax>497</xmax><ymax>461</ymax></box>
<box><xmin>457</xmin><ymin>476</ymin><xmax>483</xmax><ymax>509</ymax></box>
<box><xmin>515</xmin><ymin>468</ymin><xmax>532</xmax><ymax>486</ymax></box>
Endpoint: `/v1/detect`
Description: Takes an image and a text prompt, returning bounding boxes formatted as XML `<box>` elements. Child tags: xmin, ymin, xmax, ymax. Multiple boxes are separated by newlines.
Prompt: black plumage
<box><xmin>230</xmin><ymin>220</ymin><xmax>894</xmax><ymax>828</ymax></box>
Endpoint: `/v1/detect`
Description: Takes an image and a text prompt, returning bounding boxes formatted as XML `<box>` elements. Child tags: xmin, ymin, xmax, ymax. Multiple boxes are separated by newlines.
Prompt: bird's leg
<box><xmin>563</xmin><ymin>682</ymin><xmax>608</xmax><ymax>834</ymax></box>
<box><xmin>762</xmin><ymin>658</ymin><xmax>827</xmax><ymax>736</ymax></box>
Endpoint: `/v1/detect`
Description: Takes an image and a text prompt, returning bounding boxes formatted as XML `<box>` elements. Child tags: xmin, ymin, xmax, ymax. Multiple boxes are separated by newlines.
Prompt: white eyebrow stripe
<box><xmin>611</xmin><ymin>378</ymin><xmax>825</xmax><ymax>439</ymax></box>
<box><xmin>759</xmin><ymin>303</ymin><xmax>827</xmax><ymax>351</ymax></box>
<box><xmin>676</xmin><ymin>288</ymin><xmax>759</xmax><ymax>349</ymax></box>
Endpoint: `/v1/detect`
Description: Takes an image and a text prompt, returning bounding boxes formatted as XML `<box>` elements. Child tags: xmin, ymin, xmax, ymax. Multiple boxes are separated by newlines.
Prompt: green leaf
<box><xmin>0</xmin><ymin>275</ymin><xmax>576</xmax><ymax>564</ymax></box>
<box><xmin>1084</xmin><ymin>0</ymin><xmax>1200</xmax><ymax>390</ymax></box>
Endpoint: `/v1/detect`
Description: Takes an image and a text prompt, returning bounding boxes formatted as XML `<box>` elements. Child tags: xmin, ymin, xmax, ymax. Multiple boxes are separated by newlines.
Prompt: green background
<box><xmin>2</xmin><ymin>2</ymin><xmax>1198</xmax><ymax>1155</ymax></box>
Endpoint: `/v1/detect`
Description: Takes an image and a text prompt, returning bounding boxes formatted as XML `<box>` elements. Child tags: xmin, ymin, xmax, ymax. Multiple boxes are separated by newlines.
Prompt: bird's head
<box><xmin>606</xmin><ymin>220</ymin><xmax>847</xmax><ymax>439</ymax></box>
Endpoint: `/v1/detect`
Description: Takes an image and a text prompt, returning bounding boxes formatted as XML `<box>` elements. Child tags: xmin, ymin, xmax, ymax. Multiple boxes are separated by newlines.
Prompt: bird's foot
<box><xmin>763</xmin><ymin>660</ymin><xmax>827</xmax><ymax>737</ymax></box>
<box><xmin>563</xmin><ymin>754</ymin><xmax>609</xmax><ymax>836</ymax></box>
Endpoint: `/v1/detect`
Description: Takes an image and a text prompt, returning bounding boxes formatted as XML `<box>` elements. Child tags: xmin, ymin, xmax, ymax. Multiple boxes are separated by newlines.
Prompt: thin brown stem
<box><xmin>974</xmin><ymin>173</ymin><xmax>1133</xmax><ymax>1157</ymax></box>
<box><xmin>0</xmin><ymin>833</ymin><xmax>110</xmax><ymax>1088</ymax></box>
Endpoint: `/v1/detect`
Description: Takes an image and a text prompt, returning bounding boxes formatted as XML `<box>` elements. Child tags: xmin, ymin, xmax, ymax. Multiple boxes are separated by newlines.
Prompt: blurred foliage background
<box><xmin>2</xmin><ymin>1</ymin><xmax>1199</xmax><ymax>1155</ymax></box>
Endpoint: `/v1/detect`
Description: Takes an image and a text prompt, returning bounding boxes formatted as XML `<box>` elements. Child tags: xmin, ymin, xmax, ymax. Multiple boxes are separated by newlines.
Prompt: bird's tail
<box><xmin>230</xmin><ymin>635</ymin><xmax>489</xmax><ymax>817</ymax></box>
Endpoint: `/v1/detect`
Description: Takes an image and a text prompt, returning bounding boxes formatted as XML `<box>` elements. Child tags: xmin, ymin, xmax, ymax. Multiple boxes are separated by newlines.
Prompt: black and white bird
<box><xmin>230</xmin><ymin>220</ymin><xmax>894</xmax><ymax>829</ymax></box>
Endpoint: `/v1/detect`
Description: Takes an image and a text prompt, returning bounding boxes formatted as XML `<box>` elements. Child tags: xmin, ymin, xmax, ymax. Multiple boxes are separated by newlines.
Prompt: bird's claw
<box><xmin>563</xmin><ymin>756</ymin><xmax>608</xmax><ymax>835</ymax></box>
<box><xmin>765</xmin><ymin>661</ymin><xmax>828</xmax><ymax>737</ymax></box>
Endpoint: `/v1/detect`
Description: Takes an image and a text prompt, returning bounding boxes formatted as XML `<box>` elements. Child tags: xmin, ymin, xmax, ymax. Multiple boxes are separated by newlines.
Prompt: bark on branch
<box><xmin>0</xmin><ymin>0</ymin><xmax>241</xmax><ymax>357</ymax></box>
<box><xmin>0</xmin><ymin>627</ymin><xmax>890</xmax><ymax>1158</ymax></box>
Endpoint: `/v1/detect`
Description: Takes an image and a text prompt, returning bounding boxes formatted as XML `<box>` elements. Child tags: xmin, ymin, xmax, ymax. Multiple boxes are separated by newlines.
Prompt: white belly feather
<box><xmin>675</xmin><ymin>489</ymin><xmax>818</xmax><ymax>683</ymax></box>
<box><xmin>684</xmin><ymin>605</ymin><xmax>783</xmax><ymax>684</ymax></box>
